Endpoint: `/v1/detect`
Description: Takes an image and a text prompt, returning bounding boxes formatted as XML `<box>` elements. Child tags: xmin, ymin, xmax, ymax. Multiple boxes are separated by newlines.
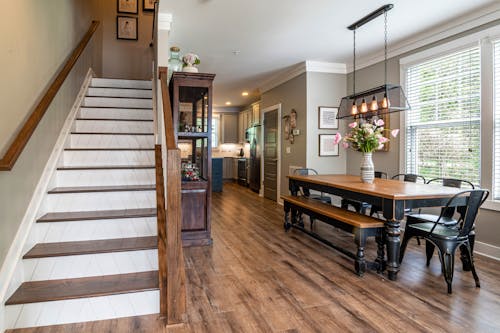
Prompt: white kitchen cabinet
<box><xmin>223</xmin><ymin>157</ymin><xmax>233</xmax><ymax>179</ymax></box>
<box><xmin>221</xmin><ymin>113</ymin><xmax>238</xmax><ymax>143</ymax></box>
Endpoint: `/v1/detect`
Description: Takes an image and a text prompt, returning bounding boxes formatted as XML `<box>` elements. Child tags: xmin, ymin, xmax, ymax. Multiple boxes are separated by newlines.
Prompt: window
<box><xmin>405</xmin><ymin>46</ymin><xmax>481</xmax><ymax>185</ymax></box>
<box><xmin>494</xmin><ymin>40</ymin><xmax>500</xmax><ymax>199</ymax></box>
<box><xmin>211</xmin><ymin>116</ymin><xmax>219</xmax><ymax>148</ymax></box>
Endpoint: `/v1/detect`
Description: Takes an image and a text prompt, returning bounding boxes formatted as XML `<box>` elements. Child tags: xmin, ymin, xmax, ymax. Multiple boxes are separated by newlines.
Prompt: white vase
<box><xmin>182</xmin><ymin>65</ymin><xmax>198</xmax><ymax>73</ymax></box>
<box><xmin>360</xmin><ymin>152</ymin><xmax>375</xmax><ymax>184</ymax></box>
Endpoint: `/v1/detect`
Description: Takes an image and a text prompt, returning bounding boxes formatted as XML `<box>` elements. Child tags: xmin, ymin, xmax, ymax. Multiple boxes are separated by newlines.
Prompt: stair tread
<box><xmin>5</xmin><ymin>314</ymin><xmax>163</xmax><ymax>333</ymax></box>
<box><xmin>37</xmin><ymin>208</ymin><xmax>156</xmax><ymax>222</ymax></box>
<box><xmin>85</xmin><ymin>95</ymin><xmax>152</xmax><ymax>100</ymax></box>
<box><xmin>64</xmin><ymin>148</ymin><xmax>155</xmax><ymax>151</ymax></box>
<box><xmin>5</xmin><ymin>270</ymin><xmax>158</xmax><ymax>305</ymax></box>
<box><xmin>88</xmin><ymin>86</ymin><xmax>152</xmax><ymax>90</ymax></box>
<box><xmin>76</xmin><ymin>118</ymin><xmax>153</xmax><ymax>122</ymax></box>
<box><xmin>57</xmin><ymin>165</ymin><xmax>155</xmax><ymax>170</ymax></box>
<box><xmin>71</xmin><ymin>132</ymin><xmax>154</xmax><ymax>135</ymax></box>
<box><xmin>79</xmin><ymin>106</ymin><xmax>153</xmax><ymax>109</ymax></box>
<box><xmin>24</xmin><ymin>236</ymin><xmax>157</xmax><ymax>259</ymax></box>
<box><xmin>48</xmin><ymin>184</ymin><xmax>155</xmax><ymax>194</ymax></box>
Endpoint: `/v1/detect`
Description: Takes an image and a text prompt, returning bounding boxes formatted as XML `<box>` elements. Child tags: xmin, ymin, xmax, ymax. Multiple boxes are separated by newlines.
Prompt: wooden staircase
<box><xmin>4</xmin><ymin>78</ymin><xmax>165</xmax><ymax>330</ymax></box>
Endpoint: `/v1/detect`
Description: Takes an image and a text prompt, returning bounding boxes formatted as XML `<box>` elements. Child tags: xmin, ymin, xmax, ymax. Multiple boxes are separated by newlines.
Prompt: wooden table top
<box><xmin>288</xmin><ymin>174</ymin><xmax>462</xmax><ymax>200</ymax></box>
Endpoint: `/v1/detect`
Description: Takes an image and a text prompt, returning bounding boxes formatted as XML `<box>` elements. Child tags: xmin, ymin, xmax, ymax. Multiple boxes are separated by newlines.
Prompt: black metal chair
<box><xmin>341</xmin><ymin>171</ymin><xmax>387</xmax><ymax>214</ymax></box>
<box><xmin>391</xmin><ymin>173</ymin><xmax>426</xmax><ymax>184</ymax></box>
<box><xmin>400</xmin><ymin>189</ymin><xmax>489</xmax><ymax>294</ymax></box>
<box><xmin>293</xmin><ymin>168</ymin><xmax>332</xmax><ymax>204</ymax></box>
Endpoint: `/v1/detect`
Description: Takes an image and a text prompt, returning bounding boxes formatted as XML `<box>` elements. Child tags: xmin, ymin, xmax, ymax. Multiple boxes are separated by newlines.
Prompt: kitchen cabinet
<box><xmin>252</xmin><ymin>103</ymin><xmax>260</xmax><ymax>126</ymax></box>
<box><xmin>221</xmin><ymin>113</ymin><xmax>238</xmax><ymax>143</ymax></box>
<box><xmin>232</xmin><ymin>158</ymin><xmax>239</xmax><ymax>180</ymax></box>
<box><xmin>212</xmin><ymin>158</ymin><xmax>223</xmax><ymax>192</ymax></box>
<box><xmin>169</xmin><ymin>71</ymin><xmax>215</xmax><ymax>246</ymax></box>
<box><xmin>223</xmin><ymin>157</ymin><xmax>233</xmax><ymax>179</ymax></box>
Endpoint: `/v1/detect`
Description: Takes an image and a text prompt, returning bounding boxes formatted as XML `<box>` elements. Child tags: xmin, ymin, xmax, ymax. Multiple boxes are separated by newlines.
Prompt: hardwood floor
<box><xmin>9</xmin><ymin>182</ymin><xmax>500</xmax><ymax>332</ymax></box>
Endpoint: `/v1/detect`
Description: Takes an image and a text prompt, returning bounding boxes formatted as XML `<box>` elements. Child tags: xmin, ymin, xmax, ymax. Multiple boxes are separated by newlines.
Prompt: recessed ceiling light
<box><xmin>225</xmin><ymin>101</ymin><xmax>232</xmax><ymax>105</ymax></box>
<box><xmin>242</xmin><ymin>91</ymin><xmax>249</xmax><ymax>96</ymax></box>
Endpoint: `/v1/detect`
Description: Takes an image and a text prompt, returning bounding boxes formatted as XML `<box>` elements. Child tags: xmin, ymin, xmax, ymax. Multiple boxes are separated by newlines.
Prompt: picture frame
<box><xmin>379</xmin><ymin>113</ymin><xmax>390</xmax><ymax>152</ymax></box>
<box><xmin>319</xmin><ymin>134</ymin><xmax>339</xmax><ymax>156</ymax></box>
<box><xmin>318</xmin><ymin>106</ymin><xmax>338</xmax><ymax>129</ymax></box>
<box><xmin>118</xmin><ymin>0</ymin><xmax>138</xmax><ymax>14</ymax></box>
<box><xmin>117</xmin><ymin>16</ymin><xmax>138</xmax><ymax>40</ymax></box>
<box><xmin>143</xmin><ymin>0</ymin><xmax>156</xmax><ymax>11</ymax></box>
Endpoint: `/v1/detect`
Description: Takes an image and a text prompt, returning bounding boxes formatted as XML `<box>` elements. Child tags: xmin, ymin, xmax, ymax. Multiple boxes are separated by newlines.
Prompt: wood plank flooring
<box><xmin>8</xmin><ymin>183</ymin><xmax>500</xmax><ymax>332</ymax></box>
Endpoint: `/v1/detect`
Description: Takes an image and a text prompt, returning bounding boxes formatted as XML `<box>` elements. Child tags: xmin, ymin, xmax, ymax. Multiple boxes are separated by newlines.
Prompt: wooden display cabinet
<box><xmin>169</xmin><ymin>72</ymin><xmax>215</xmax><ymax>246</ymax></box>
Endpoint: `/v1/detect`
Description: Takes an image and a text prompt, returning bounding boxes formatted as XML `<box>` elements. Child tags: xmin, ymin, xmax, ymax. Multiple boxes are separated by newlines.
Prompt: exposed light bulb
<box><xmin>351</xmin><ymin>101</ymin><xmax>358</xmax><ymax>115</ymax></box>
<box><xmin>381</xmin><ymin>93</ymin><xmax>390</xmax><ymax>109</ymax></box>
<box><xmin>361</xmin><ymin>99</ymin><xmax>368</xmax><ymax>113</ymax></box>
<box><xmin>370</xmin><ymin>96</ymin><xmax>378</xmax><ymax>111</ymax></box>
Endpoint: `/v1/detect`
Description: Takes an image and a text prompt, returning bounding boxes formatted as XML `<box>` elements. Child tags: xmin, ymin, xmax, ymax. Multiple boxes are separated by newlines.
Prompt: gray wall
<box><xmin>346</xmin><ymin>21</ymin><xmax>500</xmax><ymax>248</ymax></box>
<box><xmin>261</xmin><ymin>73</ymin><xmax>307</xmax><ymax>197</ymax></box>
<box><xmin>94</xmin><ymin>0</ymin><xmax>154</xmax><ymax>80</ymax></box>
<box><xmin>306</xmin><ymin>72</ymin><xmax>347</xmax><ymax>174</ymax></box>
<box><xmin>0</xmin><ymin>1</ymin><xmax>100</xmax><ymax>266</ymax></box>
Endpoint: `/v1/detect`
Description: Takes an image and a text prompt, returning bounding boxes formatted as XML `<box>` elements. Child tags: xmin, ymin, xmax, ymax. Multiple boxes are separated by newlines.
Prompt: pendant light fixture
<box><xmin>337</xmin><ymin>4</ymin><xmax>410</xmax><ymax>119</ymax></box>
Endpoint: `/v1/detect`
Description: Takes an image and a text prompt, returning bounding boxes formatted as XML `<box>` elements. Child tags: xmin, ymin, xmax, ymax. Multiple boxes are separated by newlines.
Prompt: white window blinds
<box><xmin>494</xmin><ymin>41</ymin><xmax>500</xmax><ymax>199</ymax></box>
<box><xmin>405</xmin><ymin>46</ymin><xmax>481</xmax><ymax>186</ymax></box>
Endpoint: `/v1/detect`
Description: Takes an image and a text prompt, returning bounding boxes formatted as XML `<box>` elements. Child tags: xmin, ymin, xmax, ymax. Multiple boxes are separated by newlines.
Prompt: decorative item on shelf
<box><xmin>182</xmin><ymin>53</ymin><xmax>200</xmax><ymax>73</ymax></box>
<box><xmin>181</xmin><ymin>162</ymin><xmax>200</xmax><ymax>181</ymax></box>
<box><xmin>168</xmin><ymin>46</ymin><xmax>183</xmax><ymax>81</ymax></box>
<box><xmin>337</xmin><ymin>4</ymin><xmax>410</xmax><ymax>120</ymax></box>
<box><xmin>334</xmin><ymin>118</ymin><xmax>399</xmax><ymax>183</ymax></box>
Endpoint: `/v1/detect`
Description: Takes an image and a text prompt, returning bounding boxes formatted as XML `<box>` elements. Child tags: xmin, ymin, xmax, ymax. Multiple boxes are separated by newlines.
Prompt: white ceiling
<box><xmin>160</xmin><ymin>0</ymin><xmax>499</xmax><ymax>108</ymax></box>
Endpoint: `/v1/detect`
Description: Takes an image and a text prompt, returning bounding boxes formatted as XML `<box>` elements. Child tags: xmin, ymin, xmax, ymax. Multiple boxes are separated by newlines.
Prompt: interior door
<box><xmin>263</xmin><ymin>109</ymin><xmax>278</xmax><ymax>201</ymax></box>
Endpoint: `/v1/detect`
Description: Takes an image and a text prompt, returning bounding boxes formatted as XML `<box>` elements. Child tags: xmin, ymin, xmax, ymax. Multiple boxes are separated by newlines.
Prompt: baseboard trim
<box><xmin>475</xmin><ymin>241</ymin><xmax>500</xmax><ymax>261</ymax></box>
<box><xmin>0</xmin><ymin>68</ymin><xmax>94</xmax><ymax>305</ymax></box>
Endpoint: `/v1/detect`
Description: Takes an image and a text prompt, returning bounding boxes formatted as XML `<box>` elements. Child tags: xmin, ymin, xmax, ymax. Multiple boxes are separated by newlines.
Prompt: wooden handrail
<box><xmin>0</xmin><ymin>20</ymin><xmax>100</xmax><ymax>171</ymax></box>
<box><xmin>157</xmin><ymin>66</ymin><xmax>186</xmax><ymax>324</ymax></box>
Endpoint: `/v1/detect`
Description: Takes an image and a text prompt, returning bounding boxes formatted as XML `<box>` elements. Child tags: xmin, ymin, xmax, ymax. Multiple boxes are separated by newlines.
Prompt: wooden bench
<box><xmin>281</xmin><ymin>195</ymin><xmax>386</xmax><ymax>276</ymax></box>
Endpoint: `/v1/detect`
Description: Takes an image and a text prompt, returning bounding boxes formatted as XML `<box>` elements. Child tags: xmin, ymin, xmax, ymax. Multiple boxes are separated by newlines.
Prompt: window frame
<box><xmin>399</xmin><ymin>25</ymin><xmax>500</xmax><ymax>211</ymax></box>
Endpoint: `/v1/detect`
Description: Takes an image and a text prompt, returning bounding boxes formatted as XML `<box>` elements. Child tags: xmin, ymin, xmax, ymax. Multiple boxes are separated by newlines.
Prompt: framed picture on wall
<box><xmin>318</xmin><ymin>106</ymin><xmax>338</xmax><ymax>129</ymax></box>
<box><xmin>319</xmin><ymin>134</ymin><xmax>339</xmax><ymax>156</ymax></box>
<box><xmin>118</xmin><ymin>0</ymin><xmax>138</xmax><ymax>14</ymax></box>
<box><xmin>143</xmin><ymin>0</ymin><xmax>156</xmax><ymax>11</ymax></box>
<box><xmin>117</xmin><ymin>16</ymin><xmax>138</xmax><ymax>40</ymax></box>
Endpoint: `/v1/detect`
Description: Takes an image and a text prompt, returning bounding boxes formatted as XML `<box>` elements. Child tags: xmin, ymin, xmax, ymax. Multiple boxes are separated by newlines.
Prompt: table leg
<box><xmin>385</xmin><ymin>219</ymin><xmax>401</xmax><ymax>281</ymax></box>
<box><xmin>284</xmin><ymin>203</ymin><xmax>291</xmax><ymax>231</ymax></box>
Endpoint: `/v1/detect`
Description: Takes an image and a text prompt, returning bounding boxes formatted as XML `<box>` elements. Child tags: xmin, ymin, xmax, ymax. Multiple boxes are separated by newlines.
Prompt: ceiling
<box><xmin>160</xmin><ymin>0</ymin><xmax>499</xmax><ymax>108</ymax></box>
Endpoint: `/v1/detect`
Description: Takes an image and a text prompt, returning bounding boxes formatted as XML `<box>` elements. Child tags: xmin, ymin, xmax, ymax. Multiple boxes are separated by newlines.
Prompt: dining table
<box><xmin>287</xmin><ymin>174</ymin><xmax>465</xmax><ymax>281</ymax></box>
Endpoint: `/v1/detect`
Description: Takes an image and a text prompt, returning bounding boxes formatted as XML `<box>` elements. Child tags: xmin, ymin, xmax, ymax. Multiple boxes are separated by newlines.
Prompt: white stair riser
<box><xmin>32</xmin><ymin>217</ymin><xmax>157</xmax><ymax>243</ymax></box>
<box><xmin>70</xmin><ymin>133</ymin><xmax>154</xmax><ymax>149</ymax></box>
<box><xmin>91</xmin><ymin>78</ymin><xmax>152</xmax><ymax>89</ymax></box>
<box><xmin>87</xmin><ymin>87</ymin><xmax>152</xmax><ymax>99</ymax></box>
<box><xmin>23</xmin><ymin>250</ymin><xmax>158</xmax><ymax>281</ymax></box>
<box><xmin>62</xmin><ymin>150</ymin><xmax>155</xmax><ymax>167</ymax></box>
<box><xmin>75</xmin><ymin>120</ymin><xmax>153</xmax><ymax>133</ymax></box>
<box><xmin>79</xmin><ymin>108</ymin><xmax>153</xmax><ymax>120</ymax></box>
<box><xmin>44</xmin><ymin>191</ymin><xmax>155</xmax><ymax>212</ymax></box>
<box><xmin>82</xmin><ymin>97</ymin><xmax>152</xmax><ymax>109</ymax></box>
<box><xmin>5</xmin><ymin>291</ymin><xmax>159</xmax><ymax>329</ymax></box>
<box><xmin>56</xmin><ymin>169</ymin><xmax>155</xmax><ymax>187</ymax></box>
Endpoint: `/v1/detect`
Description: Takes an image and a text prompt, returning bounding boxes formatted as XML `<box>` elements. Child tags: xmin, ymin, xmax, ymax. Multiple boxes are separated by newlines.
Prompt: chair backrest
<box><xmin>293</xmin><ymin>168</ymin><xmax>318</xmax><ymax>176</ymax></box>
<box><xmin>426</xmin><ymin>178</ymin><xmax>475</xmax><ymax>189</ymax></box>
<box><xmin>431</xmin><ymin>190</ymin><xmax>489</xmax><ymax>237</ymax></box>
<box><xmin>391</xmin><ymin>173</ymin><xmax>426</xmax><ymax>183</ymax></box>
<box><xmin>375</xmin><ymin>171</ymin><xmax>388</xmax><ymax>179</ymax></box>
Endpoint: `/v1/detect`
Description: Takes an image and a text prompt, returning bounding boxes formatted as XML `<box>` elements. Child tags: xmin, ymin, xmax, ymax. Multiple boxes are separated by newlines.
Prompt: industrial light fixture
<box><xmin>338</xmin><ymin>4</ymin><xmax>410</xmax><ymax>119</ymax></box>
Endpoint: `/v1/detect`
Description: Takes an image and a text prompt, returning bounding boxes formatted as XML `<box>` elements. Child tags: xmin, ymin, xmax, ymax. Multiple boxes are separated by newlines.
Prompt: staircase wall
<box><xmin>0</xmin><ymin>1</ymin><xmax>100</xmax><ymax>279</ymax></box>
<box><xmin>92</xmin><ymin>0</ymin><xmax>154</xmax><ymax>80</ymax></box>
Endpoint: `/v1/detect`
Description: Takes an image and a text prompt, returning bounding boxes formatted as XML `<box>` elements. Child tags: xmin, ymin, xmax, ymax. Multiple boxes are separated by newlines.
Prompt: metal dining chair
<box><xmin>400</xmin><ymin>189</ymin><xmax>489</xmax><ymax>294</ymax></box>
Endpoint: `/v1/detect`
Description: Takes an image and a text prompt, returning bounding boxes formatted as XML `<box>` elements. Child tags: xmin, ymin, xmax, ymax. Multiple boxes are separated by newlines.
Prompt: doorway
<box><xmin>262</xmin><ymin>104</ymin><xmax>281</xmax><ymax>202</ymax></box>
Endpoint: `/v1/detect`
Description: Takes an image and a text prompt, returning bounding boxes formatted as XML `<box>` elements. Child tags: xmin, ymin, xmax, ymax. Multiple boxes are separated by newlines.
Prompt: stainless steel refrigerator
<box><xmin>246</xmin><ymin>125</ymin><xmax>261</xmax><ymax>193</ymax></box>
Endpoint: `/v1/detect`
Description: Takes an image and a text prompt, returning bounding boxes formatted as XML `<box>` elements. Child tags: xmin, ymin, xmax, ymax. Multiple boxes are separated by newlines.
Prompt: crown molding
<box><xmin>346</xmin><ymin>3</ymin><xmax>500</xmax><ymax>73</ymax></box>
<box><xmin>158</xmin><ymin>13</ymin><xmax>173</xmax><ymax>31</ymax></box>
<box><xmin>260</xmin><ymin>61</ymin><xmax>346</xmax><ymax>93</ymax></box>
